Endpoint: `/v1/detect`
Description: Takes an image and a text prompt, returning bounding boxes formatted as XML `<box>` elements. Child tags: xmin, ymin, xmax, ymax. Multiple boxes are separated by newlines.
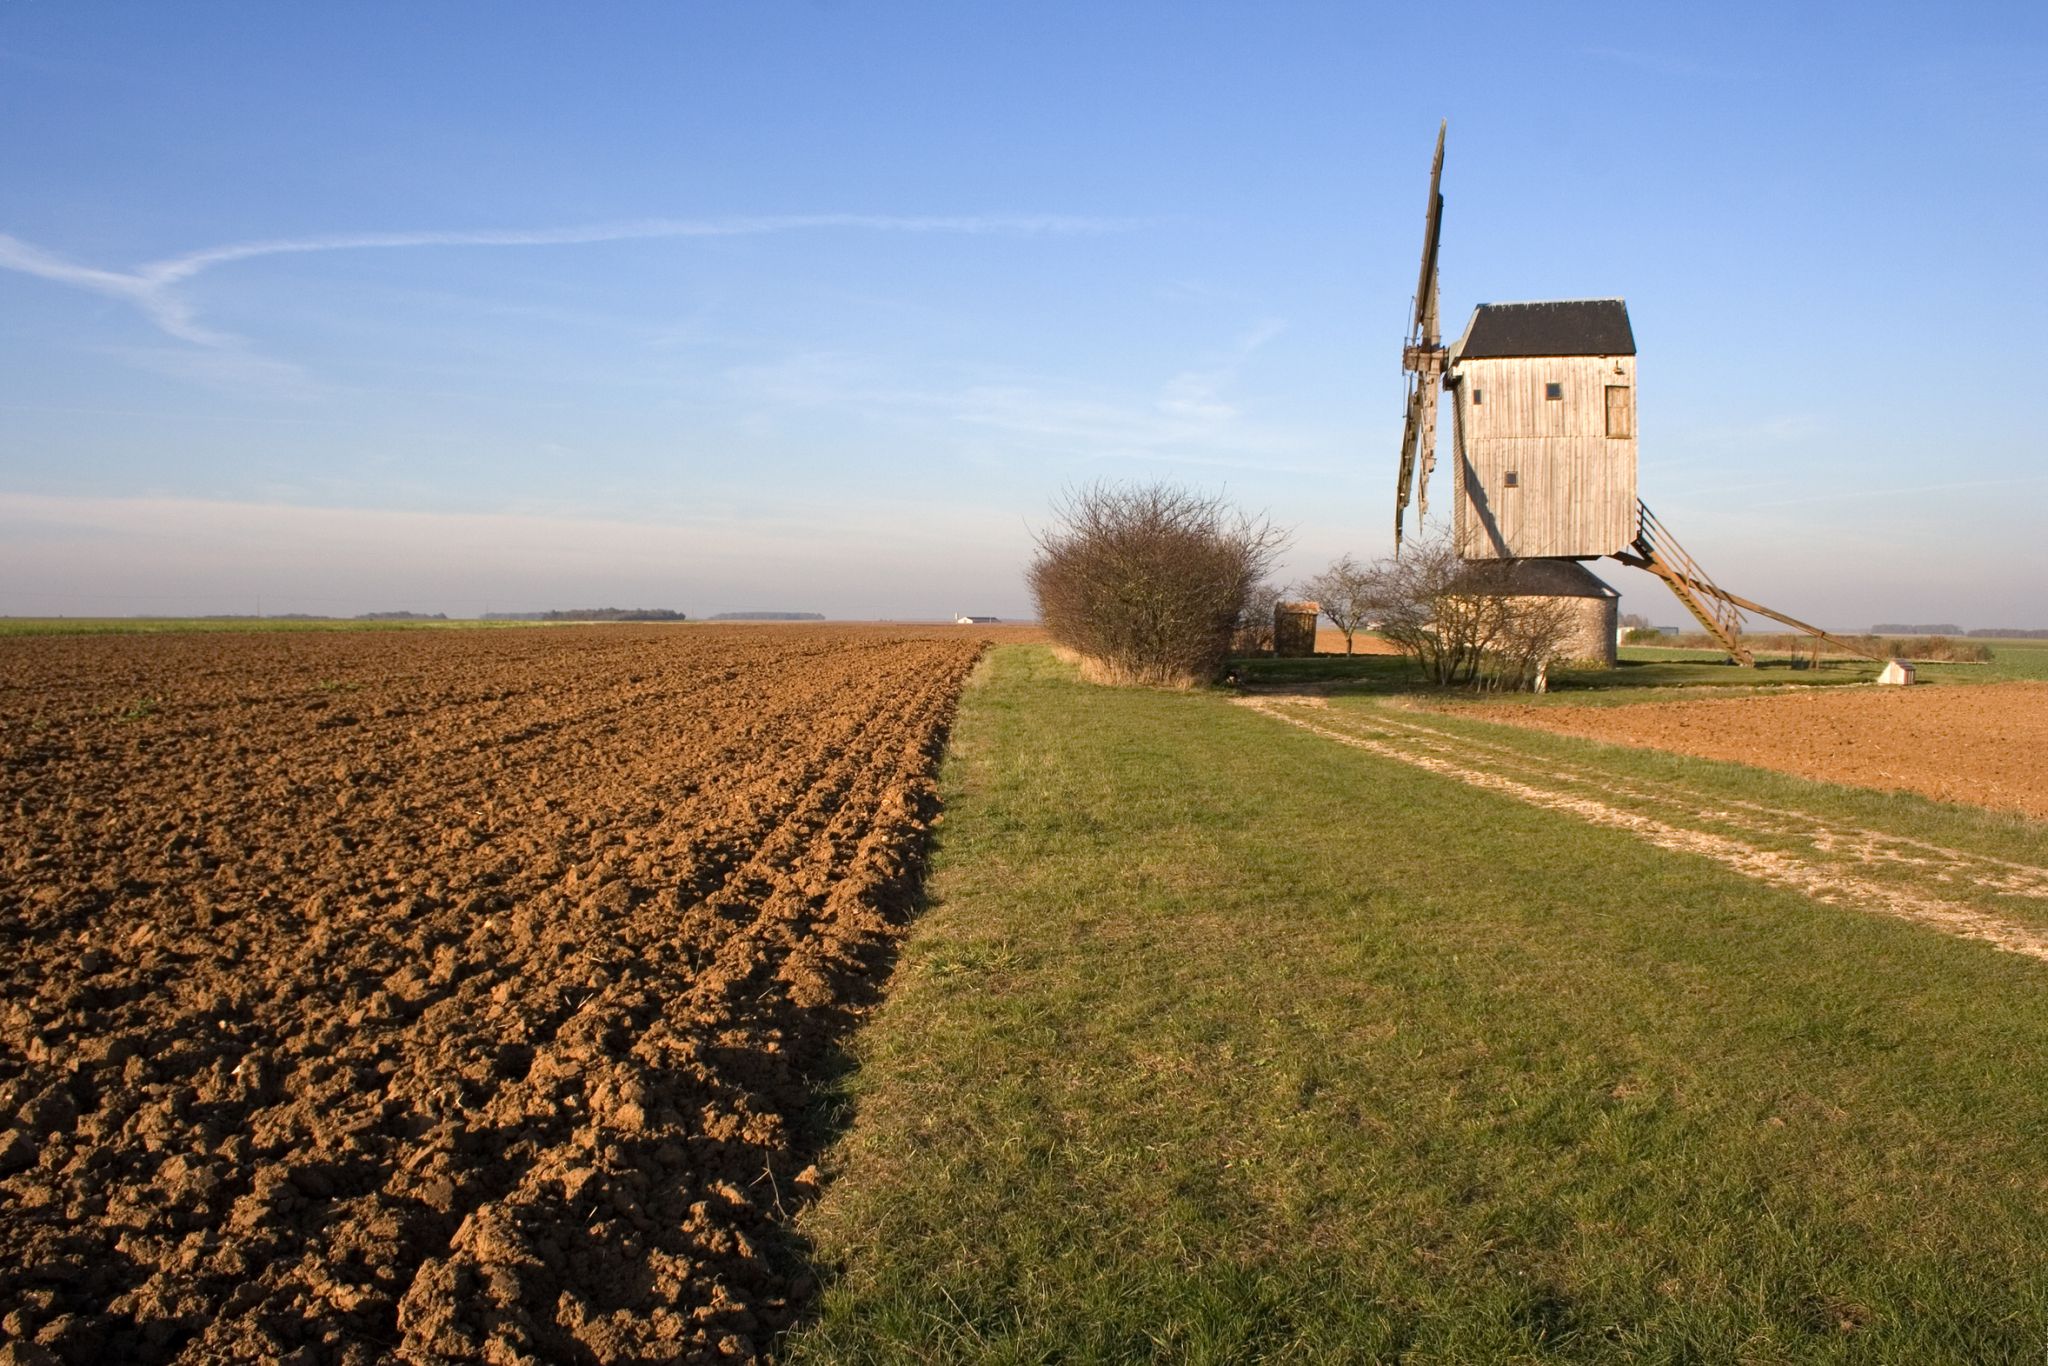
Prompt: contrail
<box><xmin>1</xmin><ymin>212</ymin><xmax>1136</xmax><ymax>346</ymax></box>
<box><xmin>0</xmin><ymin>233</ymin><xmax>224</xmax><ymax>343</ymax></box>
<box><xmin>1745</xmin><ymin>475</ymin><xmax>2048</xmax><ymax>509</ymax></box>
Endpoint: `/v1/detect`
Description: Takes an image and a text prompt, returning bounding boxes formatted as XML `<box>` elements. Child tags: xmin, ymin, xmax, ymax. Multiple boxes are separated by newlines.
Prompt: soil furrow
<box><xmin>0</xmin><ymin>624</ymin><xmax>1002</xmax><ymax>1364</ymax></box>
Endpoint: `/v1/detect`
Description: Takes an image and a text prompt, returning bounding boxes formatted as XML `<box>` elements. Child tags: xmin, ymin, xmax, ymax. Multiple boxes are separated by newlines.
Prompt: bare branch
<box><xmin>1029</xmin><ymin>481</ymin><xmax>1289</xmax><ymax>687</ymax></box>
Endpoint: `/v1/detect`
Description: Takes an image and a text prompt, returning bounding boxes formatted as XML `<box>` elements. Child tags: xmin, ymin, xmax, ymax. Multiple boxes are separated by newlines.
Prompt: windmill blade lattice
<box><xmin>1394</xmin><ymin>121</ymin><xmax>1447</xmax><ymax>551</ymax></box>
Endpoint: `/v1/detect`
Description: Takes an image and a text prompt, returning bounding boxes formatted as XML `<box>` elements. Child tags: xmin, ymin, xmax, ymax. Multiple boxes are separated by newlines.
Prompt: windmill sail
<box><xmin>1395</xmin><ymin>122</ymin><xmax>1447</xmax><ymax>551</ymax></box>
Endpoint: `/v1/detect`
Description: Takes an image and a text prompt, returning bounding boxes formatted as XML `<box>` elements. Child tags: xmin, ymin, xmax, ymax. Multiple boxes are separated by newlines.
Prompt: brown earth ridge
<box><xmin>1470</xmin><ymin>681</ymin><xmax>2048</xmax><ymax>821</ymax></box>
<box><xmin>0</xmin><ymin>625</ymin><xmax>992</xmax><ymax>1364</ymax></box>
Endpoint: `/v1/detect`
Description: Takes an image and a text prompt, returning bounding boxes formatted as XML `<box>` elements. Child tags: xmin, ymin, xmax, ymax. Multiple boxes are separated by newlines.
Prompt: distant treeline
<box><xmin>356</xmin><ymin>611</ymin><xmax>447</xmax><ymax>621</ymax></box>
<box><xmin>706</xmin><ymin>611</ymin><xmax>824</xmax><ymax>621</ymax></box>
<box><xmin>481</xmin><ymin>608</ymin><xmax>687</xmax><ymax>622</ymax></box>
<box><xmin>1872</xmin><ymin>624</ymin><xmax>2048</xmax><ymax>639</ymax></box>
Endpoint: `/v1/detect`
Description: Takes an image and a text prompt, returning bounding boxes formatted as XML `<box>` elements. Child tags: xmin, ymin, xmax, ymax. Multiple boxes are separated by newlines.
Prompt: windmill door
<box><xmin>1605</xmin><ymin>384</ymin><xmax>1633</xmax><ymax>438</ymax></box>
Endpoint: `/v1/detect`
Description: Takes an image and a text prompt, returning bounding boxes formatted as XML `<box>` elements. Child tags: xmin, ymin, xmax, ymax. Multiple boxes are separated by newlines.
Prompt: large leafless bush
<box><xmin>1230</xmin><ymin>579</ymin><xmax>1286</xmax><ymax>656</ymax></box>
<box><xmin>1361</xmin><ymin>534</ymin><xmax>1578</xmax><ymax>691</ymax></box>
<box><xmin>1030</xmin><ymin>483</ymin><xmax>1288</xmax><ymax>688</ymax></box>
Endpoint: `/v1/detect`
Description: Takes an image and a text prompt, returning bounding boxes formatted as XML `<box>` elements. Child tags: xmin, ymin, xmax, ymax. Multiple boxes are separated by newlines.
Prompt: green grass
<box><xmin>0</xmin><ymin>616</ymin><xmax>537</xmax><ymax>637</ymax></box>
<box><xmin>1979</xmin><ymin>637</ymin><xmax>2048</xmax><ymax>681</ymax></box>
<box><xmin>789</xmin><ymin>644</ymin><xmax>2048</xmax><ymax>1362</ymax></box>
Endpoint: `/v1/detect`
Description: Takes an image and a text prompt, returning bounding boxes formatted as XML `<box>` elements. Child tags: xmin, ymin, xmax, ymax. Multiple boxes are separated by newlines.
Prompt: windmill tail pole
<box><xmin>1671</xmin><ymin>579</ymin><xmax>1896</xmax><ymax>666</ymax></box>
<box><xmin>1615</xmin><ymin>500</ymin><xmax>1903</xmax><ymax>672</ymax></box>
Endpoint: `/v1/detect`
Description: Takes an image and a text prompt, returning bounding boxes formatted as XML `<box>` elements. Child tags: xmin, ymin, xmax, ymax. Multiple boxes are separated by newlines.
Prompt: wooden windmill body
<box><xmin>1392</xmin><ymin>124</ymin><xmax>1902</xmax><ymax>674</ymax></box>
<box><xmin>1448</xmin><ymin>300</ymin><xmax>1636</xmax><ymax>563</ymax></box>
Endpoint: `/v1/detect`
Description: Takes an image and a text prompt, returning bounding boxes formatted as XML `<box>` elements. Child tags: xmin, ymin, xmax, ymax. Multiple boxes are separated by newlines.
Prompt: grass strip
<box><xmin>789</xmin><ymin>644</ymin><xmax>2048</xmax><ymax>1362</ymax></box>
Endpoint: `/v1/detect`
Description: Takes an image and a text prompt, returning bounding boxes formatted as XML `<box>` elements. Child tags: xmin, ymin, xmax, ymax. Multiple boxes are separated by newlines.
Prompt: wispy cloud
<box><xmin>1744</xmin><ymin>474</ymin><xmax>2048</xmax><ymax>510</ymax></box>
<box><xmin>0</xmin><ymin>211</ymin><xmax>1137</xmax><ymax>351</ymax></box>
<box><xmin>107</xmin><ymin>345</ymin><xmax>325</xmax><ymax>399</ymax></box>
<box><xmin>1154</xmin><ymin>316</ymin><xmax>1287</xmax><ymax>426</ymax></box>
<box><xmin>724</xmin><ymin>320</ymin><xmax>1332</xmax><ymax>477</ymax></box>
<box><xmin>1659</xmin><ymin>477</ymin><xmax>1797</xmax><ymax>500</ymax></box>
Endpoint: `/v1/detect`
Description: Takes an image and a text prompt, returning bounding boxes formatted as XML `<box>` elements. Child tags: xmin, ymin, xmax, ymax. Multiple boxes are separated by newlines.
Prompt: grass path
<box><xmin>788</xmin><ymin>646</ymin><xmax>2048</xmax><ymax>1362</ymax></box>
<box><xmin>1245</xmin><ymin>695</ymin><xmax>2048</xmax><ymax>960</ymax></box>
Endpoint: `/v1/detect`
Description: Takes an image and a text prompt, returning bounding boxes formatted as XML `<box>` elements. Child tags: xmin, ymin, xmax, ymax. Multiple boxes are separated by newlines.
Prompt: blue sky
<box><xmin>2</xmin><ymin>2</ymin><xmax>2043</xmax><ymax>624</ymax></box>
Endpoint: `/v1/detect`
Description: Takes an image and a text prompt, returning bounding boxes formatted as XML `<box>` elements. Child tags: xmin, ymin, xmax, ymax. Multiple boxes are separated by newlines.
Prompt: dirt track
<box><xmin>1471</xmin><ymin>682</ymin><xmax>2048</xmax><ymax>821</ymax></box>
<box><xmin>1244</xmin><ymin>696</ymin><xmax>2048</xmax><ymax>961</ymax></box>
<box><xmin>0</xmin><ymin>625</ymin><xmax>988</xmax><ymax>1364</ymax></box>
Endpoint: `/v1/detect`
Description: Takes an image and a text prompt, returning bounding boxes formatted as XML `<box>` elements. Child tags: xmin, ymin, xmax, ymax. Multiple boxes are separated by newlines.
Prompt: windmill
<box><xmin>1391</xmin><ymin>124</ymin><xmax>1904</xmax><ymax>676</ymax></box>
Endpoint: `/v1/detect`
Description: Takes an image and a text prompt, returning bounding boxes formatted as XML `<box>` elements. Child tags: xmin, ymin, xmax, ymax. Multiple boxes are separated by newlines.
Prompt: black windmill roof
<box><xmin>1456</xmin><ymin>300</ymin><xmax>1635</xmax><ymax>359</ymax></box>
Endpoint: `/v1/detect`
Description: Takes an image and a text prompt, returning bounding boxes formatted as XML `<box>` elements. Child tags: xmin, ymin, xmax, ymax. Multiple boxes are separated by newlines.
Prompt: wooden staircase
<box><xmin>1616</xmin><ymin>501</ymin><xmax>1754</xmax><ymax>665</ymax></box>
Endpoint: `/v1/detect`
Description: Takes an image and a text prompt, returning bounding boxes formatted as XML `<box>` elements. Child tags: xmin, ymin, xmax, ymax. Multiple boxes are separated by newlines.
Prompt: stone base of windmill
<box><xmin>1877</xmin><ymin>659</ymin><xmax>1915</xmax><ymax>686</ymax></box>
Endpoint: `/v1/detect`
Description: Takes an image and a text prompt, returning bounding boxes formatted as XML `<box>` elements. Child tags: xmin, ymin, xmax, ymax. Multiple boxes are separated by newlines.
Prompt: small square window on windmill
<box><xmin>1545</xmin><ymin>382</ymin><xmax>1563</xmax><ymax>400</ymax></box>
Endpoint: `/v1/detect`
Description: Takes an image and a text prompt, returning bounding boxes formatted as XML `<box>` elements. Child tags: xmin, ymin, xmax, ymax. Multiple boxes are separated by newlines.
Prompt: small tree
<box><xmin>1358</xmin><ymin>533</ymin><xmax>1579</xmax><ymax>691</ymax></box>
<box><xmin>1030</xmin><ymin>482</ymin><xmax>1288</xmax><ymax>688</ymax></box>
<box><xmin>1296</xmin><ymin>555</ymin><xmax>1375</xmax><ymax>655</ymax></box>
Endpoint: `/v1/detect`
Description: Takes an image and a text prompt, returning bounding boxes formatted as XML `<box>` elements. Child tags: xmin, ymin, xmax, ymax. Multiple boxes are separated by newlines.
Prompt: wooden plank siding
<box><xmin>1452</xmin><ymin>355</ymin><xmax>1637</xmax><ymax>560</ymax></box>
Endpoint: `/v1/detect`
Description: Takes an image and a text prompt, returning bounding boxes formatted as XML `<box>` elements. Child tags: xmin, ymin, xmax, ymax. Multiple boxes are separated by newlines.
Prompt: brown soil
<box><xmin>0</xmin><ymin>624</ymin><xmax>989</xmax><ymax>1364</ymax></box>
<box><xmin>1311</xmin><ymin>628</ymin><xmax>1403</xmax><ymax>657</ymax></box>
<box><xmin>1470</xmin><ymin>682</ymin><xmax>2048</xmax><ymax>821</ymax></box>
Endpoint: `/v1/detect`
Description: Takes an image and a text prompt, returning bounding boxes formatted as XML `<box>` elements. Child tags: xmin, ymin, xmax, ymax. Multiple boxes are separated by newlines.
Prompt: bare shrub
<box><xmin>1296</xmin><ymin>555</ymin><xmax>1375</xmax><ymax>655</ymax></box>
<box><xmin>1030</xmin><ymin>483</ymin><xmax>1288</xmax><ymax>688</ymax></box>
<box><xmin>1474</xmin><ymin>593</ymin><xmax>1577</xmax><ymax>692</ymax></box>
<box><xmin>1359</xmin><ymin>534</ymin><xmax>1580</xmax><ymax>691</ymax></box>
<box><xmin>1231</xmin><ymin>580</ymin><xmax>1286</xmax><ymax>656</ymax></box>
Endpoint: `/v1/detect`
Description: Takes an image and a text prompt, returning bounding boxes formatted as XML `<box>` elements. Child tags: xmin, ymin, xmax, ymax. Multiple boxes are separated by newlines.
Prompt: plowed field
<box><xmin>1472</xmin><ymin>681</ymin><xmax>2048</xmax><ymax>820</ymax></box>
<box><xmin>0</xmin><ymin>625</ymin><xmax>989</xmax><ymax>1364</ymax></box>
<box><xmin>1311</xmin><ymin>627</ymin><xmax>1402</xmax><ymax>656</ymax></box>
